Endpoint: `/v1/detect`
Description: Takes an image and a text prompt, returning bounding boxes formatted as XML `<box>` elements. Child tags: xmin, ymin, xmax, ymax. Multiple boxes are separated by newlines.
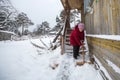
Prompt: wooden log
<box><xmin>30</xmin><ymin>42</ymin><xmax>45</xmax><ymax>49</ymax></box>
<box><xmin>50</xmin><ymin>63</ymin><xmax>59</xmax><ymax>70</ymax></box>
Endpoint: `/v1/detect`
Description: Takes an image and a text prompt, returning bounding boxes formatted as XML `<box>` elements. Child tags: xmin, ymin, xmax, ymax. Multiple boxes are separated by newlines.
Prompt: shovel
<box><xmin>76</xmin><ymin>44</ymin><xmax>85</xmax><ymax>66</ymax></box>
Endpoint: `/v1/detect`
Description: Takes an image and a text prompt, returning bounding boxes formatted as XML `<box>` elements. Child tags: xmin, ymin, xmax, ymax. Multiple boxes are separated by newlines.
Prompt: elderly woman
<box><xmin>70</xmin><ymin>23</ymin><xmax>85</xmax><ymax>59</ymax></box>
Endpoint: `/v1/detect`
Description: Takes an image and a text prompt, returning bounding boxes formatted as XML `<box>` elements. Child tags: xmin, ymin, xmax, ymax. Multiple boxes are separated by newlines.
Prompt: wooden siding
<box><xmin>0</xmin><ymin>31</ymin><xmax>13</xmax><ymax>40</ymax></box>
<box><xmin>85</xmin><ymin>0</ymin><xmax>120</xmax><ymax>35</ymax></box>
<box><xmin>85</xmin><ymin>0</ymin><xmax>120</xmax><ymax>79</ymax></box>
<box><xmin>87</xmin><ymin>36</ymin><xmax>120</xmax><ymax>80</ymax></box>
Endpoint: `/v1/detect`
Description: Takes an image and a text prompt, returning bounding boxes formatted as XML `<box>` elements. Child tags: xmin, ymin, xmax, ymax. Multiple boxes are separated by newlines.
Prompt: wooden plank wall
<box><xmin>85</xmin><ymin>0</ymin><xmax>120</xmax><ymax>35</ymax></box>
<box><xmin>85</xmin><ymin>0</ymin><xmax>120</xmax><ymax>80</ymax></box>
<box><xmin>87</xmin><ymin>36</ymin><xmax>120</xmax><ymax>80</ymax></box>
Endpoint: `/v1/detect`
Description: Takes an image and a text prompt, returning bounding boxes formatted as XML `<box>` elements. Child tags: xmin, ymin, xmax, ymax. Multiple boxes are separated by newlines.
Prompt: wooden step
<box><xmin>65</xmin><ymin>34</ymin><xmax>70</xmax><ymax>36</ymax></box>
<box><xmin>66</xmin><ymin>30</ymin><xmax>72</xmax><ymax>33</ymax></box>
<box><xmin>65</xmin><ymin>42</ymin><xmax>86</xmax><ymax>46</ymax></box>
<box><xmin>65</xmin><ymin>45</ymin><xmax>72</xmax><ymax>48</ymax></box>
<box><xmin>65</xmin><ymin>34</ymin><xmax>70</xmax><ymax>37</ymax></box>
<box><xmin>65</xmin><ymin>44</ymin><xmax>72</xmax><ymax>46</ymax></box>
<box><xmin>65</xmin><ymin>47</ymin><xmax>87</xmax><ymax>50</ymax></box>
<box><xmin>65</xmin><ymin>37</ymin><xmax>70</xmax><ymax>40</ymax></box>
<box><xmin>65</xmin><ymin>41</ymin><xmax>70</xmax><ymax>44</ymax></box>
<box><xmin>65</xmin><ymin>36</ymin><xmax>70</xmax><ymax>39</ymax></box>
<box><xmin>67</xmin><ymin>32</ymin><xmax>72</xmax><ymax>34</ymax></box>
<box><xmin>65</xmin><ymin>47</ymin><xmax>87</xmax><ymax>51</ymax></box>
<box><xmin>65</xmin><ymin>48</ymin><xmax>73</xmax><ymax>51</ymax></box>
<box><xmin>65</xmin><ymin>42</ymin><xmax>70</xmax><ymax>45</ymax></box>
<box><xmin>65</xmin><ymin>40</ymin><xmax>70</xmax><ymax>42</ymax></box>
<box><xmin>66</xmin><ymin>28</ymin><xmax>72</xmax><ymax>31</ymax></box>
<box><xmin>65</xmin><ymin>45</ymin><xmax>88</xmax><ymax>51</ymax></box>
<box><xmin>65</xmin><ymin>49</ymin><xmax>88</xmax><ymax>53</ymax></box>
<box><xmin>66</xmin><ymin>39</ymin><xmax>70</xmax><ymax>42</ymax></box>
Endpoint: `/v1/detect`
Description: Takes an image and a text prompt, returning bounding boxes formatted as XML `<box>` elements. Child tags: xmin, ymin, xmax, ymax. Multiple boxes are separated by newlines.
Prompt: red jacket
<box><xmin>70</xmin><ymin>25</ymin><xmax>84</xmax><ymax>46</ymax></box>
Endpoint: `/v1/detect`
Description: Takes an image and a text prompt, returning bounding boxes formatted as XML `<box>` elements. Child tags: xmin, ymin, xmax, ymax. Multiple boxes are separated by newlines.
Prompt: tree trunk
<box><xmin>22</xmin><ymin>25</ymin><xmax>24</xmax><ymax>35</ymax></box>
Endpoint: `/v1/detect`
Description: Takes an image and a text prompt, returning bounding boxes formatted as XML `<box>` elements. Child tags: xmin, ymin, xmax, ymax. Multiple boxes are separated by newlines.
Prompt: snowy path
<box><xmin>56</xmin><ymin>54</ymin><xmax>104</xmax><ymax>80</ymax></box>
<box><xmin>56</xmin><ymin>55</ymin><xmax>71</xmax><ymax>80</ymax></box>
<box><xmin>0</xmin><ymin>36</ymin><xmax>104</xmax><ymax>80</ymax></box>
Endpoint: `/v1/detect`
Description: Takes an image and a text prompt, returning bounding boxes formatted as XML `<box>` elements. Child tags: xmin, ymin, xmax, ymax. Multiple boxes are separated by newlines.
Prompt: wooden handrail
<box><xmin>52</xmin><ymin>26</ymin><xmax>64</xmax><ymax>43</ymax></box>
<box><xmin>61</xmin><ymin>16</ymin><xmax>67</xmax><ymax>36</ymax></box>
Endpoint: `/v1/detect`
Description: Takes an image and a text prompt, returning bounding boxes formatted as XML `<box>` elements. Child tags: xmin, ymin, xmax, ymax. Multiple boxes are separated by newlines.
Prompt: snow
<box><xmin>69</xmin><ymin>63</ymin><xmax>103</xmax><ymax>80</ymax></box>
<box><xmin>55</xmin><ymin>54</ymin><xmax>103</xmax><ymax>80</ymax></box>
<box><xmin>94</xmin><ymin>56</ymin><xmax>112</xmax><ymax>80</ymax></box>
<box><xmin>0</xmin><ymin>35</ymin><xmax>106</xmax><ymax>80</ymax></box>
<box><xmin>0</xmin><ymin>30</ymin><xmax>15</xmax><ymax>35</ymax></box>
<box><xmin>106</xmin><ymin>59</ymin><xmax>120</xmax><ymax>74</ymax></box>
<box><xmin>49</xmin><ymin>31</ymin><xmax>57</xmax><ymax>34</ymax></box>
<box><xmin>0</xmin><ymin>37</ymin><xmax>59</xmax><ymax>80</ymax></box>
<box><xmin>28</xmin><ymin>25</ymin><xmax>37</xmax><ymax>32</ymax></box>
<box><xmin>87</xmin><ymin>34</ymin><xmax>120</xmax><ymax>41</ymax></box>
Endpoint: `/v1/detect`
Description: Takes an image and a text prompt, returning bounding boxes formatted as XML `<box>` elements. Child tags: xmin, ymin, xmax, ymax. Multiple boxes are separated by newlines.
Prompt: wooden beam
<box><xmin>81</xmin><ymin>1</ymin><xmax>85</xmax><ymax>23</ymax></box>
<box><xmin>61</xmin><ymin>0</ymin><xmax>83</xmax><ymax>10</ymax></box>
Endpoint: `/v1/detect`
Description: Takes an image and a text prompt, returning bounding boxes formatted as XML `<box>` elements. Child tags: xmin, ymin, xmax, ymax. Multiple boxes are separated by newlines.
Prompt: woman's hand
<box><xmin>81</xmin><ymin>45</ymin><xmax>86</xmax><ymax>50</ymax></box>
<box><xmin>80</xmin><ymin>40</ymin><xmax>85</xmax><ymax>49</ymax></box>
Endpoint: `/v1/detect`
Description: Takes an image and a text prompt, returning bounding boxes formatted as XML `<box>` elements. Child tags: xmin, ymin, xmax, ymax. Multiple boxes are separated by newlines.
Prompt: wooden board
<box><xmin>61</xmin><ymin>0</ymin><xmax>83</xmax><ymax>10</ymax></box>
<box><xmin>87</xmin><ymin>36</ymin><xmax>120</xmax><ymax>80</ymax></box>
<box><xmin>85</xmin><ymin>0</ymin><xmax>120</xmax><ymax>35</ymax></box>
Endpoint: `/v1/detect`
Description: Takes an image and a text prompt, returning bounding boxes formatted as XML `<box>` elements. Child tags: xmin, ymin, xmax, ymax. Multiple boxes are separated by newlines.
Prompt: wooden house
<box><xmin>60</xmin><ymin>0</ymin><xmax>120</xmax><ymax>80</ymax></box>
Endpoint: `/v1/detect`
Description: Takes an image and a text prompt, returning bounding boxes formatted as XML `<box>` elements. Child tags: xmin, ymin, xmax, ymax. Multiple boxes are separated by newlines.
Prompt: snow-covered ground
<box><xmin>0</xmin><ymin>36</ymin><xmax>106</xmax><ymax>80</ymax></box>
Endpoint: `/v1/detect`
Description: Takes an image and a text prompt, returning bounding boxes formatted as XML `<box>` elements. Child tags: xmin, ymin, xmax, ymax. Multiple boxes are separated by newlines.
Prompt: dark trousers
<box><xmin>73</xmin><ymin>46</ymin><xmax>80</xmax><ymax>59</ymax></box>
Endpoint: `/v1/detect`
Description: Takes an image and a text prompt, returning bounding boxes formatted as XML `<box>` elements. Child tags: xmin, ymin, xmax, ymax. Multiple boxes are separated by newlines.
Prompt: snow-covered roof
<box><xmin>0</xmin><ymin>30</ymin><xmax>15</xmax><ymax>35</ymax></box>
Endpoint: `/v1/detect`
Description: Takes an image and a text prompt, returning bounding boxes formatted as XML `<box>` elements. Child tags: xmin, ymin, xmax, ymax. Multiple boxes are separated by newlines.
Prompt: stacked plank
<box><xmin>87</xmin><ymin>36</ymin><xmax>120</xmax><ymax>80</ymax></box>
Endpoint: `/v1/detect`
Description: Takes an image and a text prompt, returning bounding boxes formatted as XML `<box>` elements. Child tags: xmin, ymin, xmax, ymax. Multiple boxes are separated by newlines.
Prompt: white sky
<box><xmin>10</xmin><ymin>0</ymin><xmax>63</xmax><ymax>28</ymax></box>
